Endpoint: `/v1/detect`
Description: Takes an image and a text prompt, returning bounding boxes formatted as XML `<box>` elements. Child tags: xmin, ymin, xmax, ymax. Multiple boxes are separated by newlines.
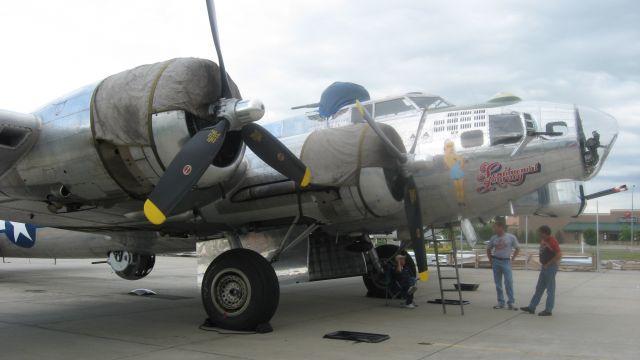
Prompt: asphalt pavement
<box><xmin>0</xmin><ymin>257</ymin><xmax>638</xmax><ymax>359</ymax></box>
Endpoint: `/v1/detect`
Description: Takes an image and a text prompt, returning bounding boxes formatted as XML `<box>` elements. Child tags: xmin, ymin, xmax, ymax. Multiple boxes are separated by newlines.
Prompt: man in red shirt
<box><xmin>520</xmin><ymin>225</ymin><xmax>562</xmax><ymax>316</ymax></box>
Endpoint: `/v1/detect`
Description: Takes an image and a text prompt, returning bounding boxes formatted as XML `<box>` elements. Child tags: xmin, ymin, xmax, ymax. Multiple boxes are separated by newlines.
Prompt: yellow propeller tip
<box><xmin>354</xmin><ymin>100</ymin><xmax>365</xmax><ymax>116</ymax></box>
<box><xmin>300</xmin><ymin>168</ymin><xmax>312</xmax><ymax>188</ymax></box>
<box><xmin>418</xmin><ymin>271</ymin><xmax>429</xmax><ymax>282</ymax></box>
<box><xmin>144</xmin><ymin>199</ymin><xmax>167</xmax><ymax>225</ymax></box>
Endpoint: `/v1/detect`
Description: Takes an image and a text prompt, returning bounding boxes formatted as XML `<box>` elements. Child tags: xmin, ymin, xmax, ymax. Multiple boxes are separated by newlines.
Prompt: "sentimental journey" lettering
<box><xmin>476</xmin><ymin>162</ymin><xmax>541</xmax><ymax>193</ymax></box>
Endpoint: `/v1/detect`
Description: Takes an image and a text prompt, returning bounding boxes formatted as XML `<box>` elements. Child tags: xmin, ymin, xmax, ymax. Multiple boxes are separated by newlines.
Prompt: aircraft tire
<box><xmin>362</xmin><ymin>244</ymin><xmax>416</xmax><ymax>298</ymax></box>
<box><xmin>201</xmin><ymin>248</ymin><xmax>279</xmax><ymax>331</ymax></box>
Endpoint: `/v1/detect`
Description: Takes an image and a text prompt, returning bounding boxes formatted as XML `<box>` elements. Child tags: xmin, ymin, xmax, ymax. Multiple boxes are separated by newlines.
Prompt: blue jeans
<box><xmin>528</xmin><ymin>263</ymin><xmax>558</xmax><ymax>312</ymax></box>
<box><xmin>397</xmin><ymin>272</ymin><xmax>416</xmax><ymax>305</ymax></box>
<box><xmin>492</xmin><ymin>258</ymin><xmax>514</xmax><ymax>305</ymax></box>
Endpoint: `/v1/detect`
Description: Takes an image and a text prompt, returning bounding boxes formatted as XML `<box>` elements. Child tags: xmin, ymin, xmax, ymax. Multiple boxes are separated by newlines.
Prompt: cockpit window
<box><xmin>489</xmin><ymin>114</ymin><xmax>524</xmax><ymax>145</ymax></box>
<box><xmin>374</xmin><ymin>99</ymin><xmax>414</xmax><ymax>119</ymax></box>
<box><xmin>523</xmin><ymin>112</ymin><xmax>537</xmax><ymax>133</ymax></box>
<box><xmin>461</xmin><ymin>130</ymin><xmax>484</xmax><ymax>148</ymax></box>
<box><xmin>409</xmin><ymin>96</ymin><xmax>452</xmax><ymax>110</ymax></box>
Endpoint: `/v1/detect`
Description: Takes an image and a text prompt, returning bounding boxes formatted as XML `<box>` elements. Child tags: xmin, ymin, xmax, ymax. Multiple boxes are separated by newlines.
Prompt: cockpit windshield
<box><xmin>409</xmin><ymin>96</ymin><xmax>452</xmax><ymax>110</ymax></box>
<box><xmin>374</xmin><ymin>98</ymin><xmax>414</xmax><ymax>118</ymax></box>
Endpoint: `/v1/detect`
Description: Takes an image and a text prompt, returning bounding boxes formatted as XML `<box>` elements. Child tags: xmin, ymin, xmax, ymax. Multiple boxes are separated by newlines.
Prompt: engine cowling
<box><xmin>107</xmin><ymin>251</ymin><xmax>156</xmax><ymax>280</ymax></box>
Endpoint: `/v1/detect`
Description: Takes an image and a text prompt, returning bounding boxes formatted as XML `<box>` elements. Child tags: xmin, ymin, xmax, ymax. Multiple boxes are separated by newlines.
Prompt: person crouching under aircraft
<box><xmin>393</xmin><ymin>254</ymin><xmax>418</xmax><ymax>309</ymax></box>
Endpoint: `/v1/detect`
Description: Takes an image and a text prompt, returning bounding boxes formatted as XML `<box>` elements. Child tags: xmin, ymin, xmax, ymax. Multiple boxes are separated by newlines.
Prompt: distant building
<box><xmin>511</xmin><ymin>209</ymin><xmax>637</xmax><ymax>244</ymax></box>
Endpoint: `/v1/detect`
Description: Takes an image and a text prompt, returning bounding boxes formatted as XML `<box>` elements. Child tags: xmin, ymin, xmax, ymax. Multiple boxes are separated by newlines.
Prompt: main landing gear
<box><xmin>201</xmin><ymin>248</ymin><xmax>279</xmax><ymax>332</ymax></box>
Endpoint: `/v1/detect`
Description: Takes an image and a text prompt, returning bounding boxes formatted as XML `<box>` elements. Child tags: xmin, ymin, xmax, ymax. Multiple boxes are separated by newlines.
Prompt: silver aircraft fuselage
<box><xmin>203</xmin><ymin>93</ymin><xmax>617</xmax><ymax>233</ymax></box>
<box><xmin>0</xmin><ymin>85</ymin><xmax>618</xmax><ymax>257</ymax></box>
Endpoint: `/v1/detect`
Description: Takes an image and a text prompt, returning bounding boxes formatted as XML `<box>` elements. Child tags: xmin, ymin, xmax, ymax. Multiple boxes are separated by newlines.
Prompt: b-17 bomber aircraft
<box><xmin>0</xmin><ymin>0</ymin><xmax>618</xmax><ymax>331</ymax></box>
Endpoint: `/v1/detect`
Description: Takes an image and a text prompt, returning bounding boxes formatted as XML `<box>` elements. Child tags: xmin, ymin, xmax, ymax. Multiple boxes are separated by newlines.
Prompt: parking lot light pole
<box><xmin>632</xmin><ymin>185</ymin><xmax>635</xmax><ymax>247</ymax></box>
<box><xmin>596</xmin><ymin>200</ymin><xmax>600</xmax><ymax>272</ymax></box>
<box><xmin>525</xmin><ymin>215</ymin><xmax>529</xmax><ymax>270</ymax></box>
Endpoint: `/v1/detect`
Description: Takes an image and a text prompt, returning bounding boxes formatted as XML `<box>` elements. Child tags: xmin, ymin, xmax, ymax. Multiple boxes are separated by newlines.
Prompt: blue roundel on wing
<box><xmin>1</xmin><ymin>221</ymin><xmax>37</xmax><ymax>248</ymax></box>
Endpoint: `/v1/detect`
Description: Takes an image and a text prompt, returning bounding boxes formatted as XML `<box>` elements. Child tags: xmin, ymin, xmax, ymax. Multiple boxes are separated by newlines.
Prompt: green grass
<box><xmin>530</xmin><ymin>247</ymin><xmax>640</xmax><ymax>261</ymax></box>
<box><xmin>597</xmin><ymin>250</ymin><xmax>640</xmax><ymax>261</ymax></box>
<box><xmin>476</xmin><ymin>244</ymin><xmax>640</xmax><ymax>261</ymax></box>
<box><xmin>376</xmin><ymin>238</ymin><xmax>640</xmax><ymax>261</ymax></box>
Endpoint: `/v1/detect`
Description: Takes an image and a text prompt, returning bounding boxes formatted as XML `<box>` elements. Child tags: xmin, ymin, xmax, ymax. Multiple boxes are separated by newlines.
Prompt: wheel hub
<box><xmin>212</xmin><ymin>270</ymin><xmax>251</xmax><ymax>315</ymax></box>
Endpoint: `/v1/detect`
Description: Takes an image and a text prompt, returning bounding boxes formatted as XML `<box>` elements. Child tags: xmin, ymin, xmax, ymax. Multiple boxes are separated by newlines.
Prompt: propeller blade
<box><xmin>404</xmin><ymin>176</ymin><xmax>428</xmax><ymax>280</ymax></box>
<box><xmin>205</xmin><ymin>0</ymin><xmax>231</xmax><ymax>98</ymax></box>
<box><xmin>409</xmin><ymin>109</ymin><xmax>428</xmax><ymax>155</ymax></box>
<box><xmin>354</xmin><ymin>101</ymin><xmax>407</xmax><ymax>163</ymax></box>
<box><xmin>144</xmin><ymin>120</ymin><xmax>230</xmax><ymax>225</ymax></box>
<box><xmin>241</xmin><ymin>123</ymin><xmax>311</xmax><ymax>187</ymax></box>
<box><xmin>354</xmin><ymin>101</ymin><xmax>427</xmax><ymax>278</ymax></box>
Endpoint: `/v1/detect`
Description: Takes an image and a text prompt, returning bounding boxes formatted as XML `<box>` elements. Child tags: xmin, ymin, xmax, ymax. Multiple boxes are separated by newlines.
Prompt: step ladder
<box><xmin>429</xmin><ymin>227</ymin><xmax>464</xmax><ymax>315</ymax></box>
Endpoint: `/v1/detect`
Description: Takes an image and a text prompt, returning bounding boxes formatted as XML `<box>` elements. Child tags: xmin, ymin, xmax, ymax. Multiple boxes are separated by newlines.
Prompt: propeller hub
<box><xmin>209</xmin><ymin>98</ymin><xmax>265</xmax><ymax>131</ymax></box>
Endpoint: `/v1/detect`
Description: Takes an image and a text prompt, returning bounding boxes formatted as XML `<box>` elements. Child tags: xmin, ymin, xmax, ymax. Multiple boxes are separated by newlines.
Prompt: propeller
<box><xmin>144</xmin><ymin>0</ymin><xmax>311</xmax><ymax>225</ymax></box>
<box><xmin>354</xmin><ymin>101</ymin><xmax>428</xmax><ymax>281</ymax></box>
<box><xmin>409</xmin><ymin>108</ymin><xmax>428</xmax><ymax>155</ymax></box>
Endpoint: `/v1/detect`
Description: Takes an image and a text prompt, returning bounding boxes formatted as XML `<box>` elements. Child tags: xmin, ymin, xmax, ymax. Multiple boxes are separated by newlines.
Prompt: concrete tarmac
<box><xmin>1</xmin><ymin>257</ymin><xmax>638</xmax><ymax>360</ymax></box>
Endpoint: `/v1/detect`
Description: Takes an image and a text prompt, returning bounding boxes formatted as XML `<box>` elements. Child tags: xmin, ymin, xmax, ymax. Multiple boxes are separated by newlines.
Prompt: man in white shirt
<box><xmin>486</xmin><ymin>217</ymin><xmax>520</xmax><ymax>309</ymax></box>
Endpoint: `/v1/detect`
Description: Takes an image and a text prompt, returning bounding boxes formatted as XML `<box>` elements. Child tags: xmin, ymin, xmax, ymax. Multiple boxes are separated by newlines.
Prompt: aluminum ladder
<box><xmin>430</xmin><ymin>226</ymin><xmax>464</xmax><ymax>315</ymax></box>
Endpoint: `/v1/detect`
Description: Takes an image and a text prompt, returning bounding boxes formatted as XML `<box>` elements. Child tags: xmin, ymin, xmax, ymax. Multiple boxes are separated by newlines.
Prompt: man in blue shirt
<box><xmin>486</xmin><ymin>217</ymin><xmax>520</xmax><ymax>309</ymax></box>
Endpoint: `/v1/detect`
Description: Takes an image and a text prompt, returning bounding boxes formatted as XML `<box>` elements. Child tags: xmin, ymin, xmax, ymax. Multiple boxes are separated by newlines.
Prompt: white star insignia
<box><xmin>11</xmin><ymin>222</ymin><xmax>34</xmax><ymax>243</ymax></box>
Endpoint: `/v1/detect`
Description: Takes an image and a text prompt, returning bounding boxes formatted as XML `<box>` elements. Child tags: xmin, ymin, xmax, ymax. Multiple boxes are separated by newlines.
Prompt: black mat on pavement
<box><xmin>428</xmin><ymin>298</ymin><xmax>470</xmax><ymax>305</ymax></box>
<box><xmin>323</xmin><ymin>330</ymin><xmax>390</xmax><ymax>343</ymax></box>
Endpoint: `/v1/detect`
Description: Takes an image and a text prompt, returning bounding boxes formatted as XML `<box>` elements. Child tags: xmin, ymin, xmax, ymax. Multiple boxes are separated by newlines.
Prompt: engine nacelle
<box><xmin>300</xmin><ymin>122</ymin><xmax>406</xmax><ymax>221</ymax></box>
<box><xmin>107</xmin><ymin>251</ymin><xmax>156</xmax><ymax>280</ymax></box>
<box><xmin>92</xmin><ymin>58</ymin><xmax>246</xmax><ymax>200</ymax></box>
<box><xmin>1</xmin><ymin>58</ymin><xmax>246</xmax><ymax>207</ymax></box>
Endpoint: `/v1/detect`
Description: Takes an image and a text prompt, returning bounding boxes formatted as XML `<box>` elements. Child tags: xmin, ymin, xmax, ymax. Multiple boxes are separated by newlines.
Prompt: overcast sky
<box><xmin>0</xmin><ymin>0</ymin><xmax>638</xmax><ymax>213</ymax></box>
